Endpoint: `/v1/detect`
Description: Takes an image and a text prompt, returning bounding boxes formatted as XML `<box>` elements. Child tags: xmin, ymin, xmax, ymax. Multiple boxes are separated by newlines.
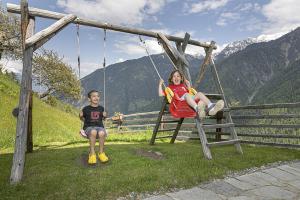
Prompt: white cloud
<box><xmin>114</xmin><ymin>38</ymin><xmax>162</xmax><ymax>56</ymax></box>
<box><xmin>188</xmin><ymin>0</ymin><xmax>229</xmax><ymax>14</ymax></box>
<box><xmin>261</xmin><ymin>0</ymin><xmax>300</xmax><ymax>34</ymax></box>
<box><xmin>0</xmin><ymin>59</ymin><xmax>22</xmax><ymax>73</ymax></box>
<box><xmin>216</xmin><ymin>12</ymin><xmax>240</xmax><ymax>26</ymax></box>
<box><xmin>238</xmin><ymin>2</ymin><xmax>261</xmax><ymax>12</ymax></box>
<box><xmin>117</xmin><ymin>58</ymin><xmax>124</xmax><ymax>63</ymax></box>
<box><xmin>185</xmin><ymin>45</ymin><xmax>205</xmax><ymax>56</ymax></box>
<box><xmin>145</xmin><ymin>0</ymin><xmax>166</xmax><ymax>14</ymax></box>
<box><xmin>57</xmin><ymin>0</ymin><xmax>169</xmax><ymax>25</ymax></box>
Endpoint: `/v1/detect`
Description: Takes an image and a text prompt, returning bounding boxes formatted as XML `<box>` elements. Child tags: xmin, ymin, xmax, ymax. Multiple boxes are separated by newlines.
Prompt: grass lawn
<box><xmin>1</xmin><ymin>72</ymin><xmax>299</xmax><ymax>199</ymax></box>
<box><xmin>1</xmin><ymin>138</ymin><xmax>299</xmax><ymax>200</ymax></box>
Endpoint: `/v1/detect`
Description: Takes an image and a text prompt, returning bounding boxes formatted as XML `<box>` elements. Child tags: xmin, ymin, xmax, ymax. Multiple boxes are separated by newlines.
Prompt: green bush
<box><xmin>44</xmin><ymin>95</ymin><xmax>58</xmax><ymax>107</ymax></box>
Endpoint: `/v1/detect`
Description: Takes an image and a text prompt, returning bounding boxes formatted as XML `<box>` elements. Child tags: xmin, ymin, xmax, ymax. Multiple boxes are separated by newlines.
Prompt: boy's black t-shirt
<box><xmin>82</xmin><ymin>105</ymin><xmax>105</xmax><ymax>130</ymax></box>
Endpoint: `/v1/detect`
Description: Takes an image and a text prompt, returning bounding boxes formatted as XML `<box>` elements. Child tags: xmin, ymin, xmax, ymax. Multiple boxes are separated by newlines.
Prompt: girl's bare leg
<box><xmin>89</xmin><ymin>130</ymin><xmax>97</xmax><ymax>155</ymax></box>
<box><xmin>194</xmin><ymin>92</ymin><xmax>211</xmax><ymax>106</ymax></box>
<box><xmin>185</xmin><ymin>93</ymin><xmax>198</xmax><ymax>109</ymax></box>
<box><xmin>98</xmin><ymin>131</ymin><xmax>106</xmax><ymax>154</ymax></box>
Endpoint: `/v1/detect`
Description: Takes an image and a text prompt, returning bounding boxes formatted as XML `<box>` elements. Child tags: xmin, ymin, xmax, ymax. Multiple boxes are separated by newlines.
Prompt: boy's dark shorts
<box><xmin>84</xmin><ymin>127</ymin><xmax>107</xmax><ymax>139</ymax></box>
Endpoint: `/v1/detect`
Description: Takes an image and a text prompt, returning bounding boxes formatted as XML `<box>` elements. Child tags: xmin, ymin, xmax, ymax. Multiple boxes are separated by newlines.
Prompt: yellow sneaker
<box><xmin>88</xmin><ymin>154</ymin><xmax>97</xmax><ymax>164</ymax></box>
<box><xmin>98</xmin><ymin>152</ymin><xmax>109</xmax><ymax>163</ymax></box>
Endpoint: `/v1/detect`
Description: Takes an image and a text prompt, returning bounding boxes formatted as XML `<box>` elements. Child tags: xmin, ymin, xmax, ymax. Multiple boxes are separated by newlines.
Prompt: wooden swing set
<box><xmin>7</xmin><ymin>0</ymin><xmax>242</xmax><ymax>184</ymax></box>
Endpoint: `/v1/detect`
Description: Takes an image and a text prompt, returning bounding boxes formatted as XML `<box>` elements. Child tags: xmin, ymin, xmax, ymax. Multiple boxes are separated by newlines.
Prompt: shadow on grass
<box><xmin>0</xmin><ymin>142</ymin><xmax>299</xmax><ymax>200</ymax></box>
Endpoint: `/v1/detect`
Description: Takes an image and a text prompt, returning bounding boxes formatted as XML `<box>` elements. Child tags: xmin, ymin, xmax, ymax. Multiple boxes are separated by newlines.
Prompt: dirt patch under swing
<box><xmin>135</xmin><ymin>149</ymin><xmax>165</xmax><ymax>160</ymax></box>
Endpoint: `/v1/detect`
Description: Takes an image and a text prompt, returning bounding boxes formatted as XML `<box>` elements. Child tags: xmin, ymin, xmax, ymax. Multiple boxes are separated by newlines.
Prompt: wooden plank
<box><xmin>26</xmin><ymin>14</ymin><xmax>76</xmax><ymax>50</ymax></box>
<box><xmin>241</xmin><ymin>141</ymin><xmax>300</xmax><ymax>148</ymax></box>
<box><xmin>110</xmin><ymin>129</ymin><xmax>150</xmax><ymax>133</ymax></box>
<box><xmin>10</xmin><ymin>0</ymin><xmax>34</xmax><ymax>184</ymax></box>
<box><xmin>157</xmin><ymin>128</ymin><xmax>177</xmax><ymax>132</ymax></box>
<box><xmin>6</xmin><ymin>3</ymin><xmax>215</xmax><ymax>49</ymax></box>
<box><xmin>202</xmin><ymin>123</ymin><xmax>235</xmax><ymax>129</ymax></box>
<box><xmin>235</xmin><ymin>124</ymin><xmax>300</xmax><ymax>128</ymax></box>
<box><xmin>207</xmin><ymin>139</ymin><xmax>240</xmax><ymax>147</ymax></box>
<box><xmin>122</xmin><ymin>117</ymin><xmax>158</xmax><ymax>123</ymax></box>
<box><xmin>180</xmin><ymin>131</ymin><xmax>230</xmax><ymax>135</ymax></box>
<box><xmin>237</xmin><ymin>133</ymin><xmax>300</xmax><ymax>139</ymax></box>
<box><xmin>230</xmin><ymin>102</ymin><xmax>300</xmax><ymax>110</ymax></box>
<box><xmin>122</xmin><ymin>111</ymin><xmax>159</xmax><ymax>118</ymax></box>
<box><xmin>186</xmin><ymin>131</ymin><xmax>300</xmax><ymax>139</ymax></box>
<box><xmin>120</xmin><ymin>124</ymin><xmax>156</xmax><ymax>128</ymax></box>
<box><xmin>231</xmin><ymin>114</ymin><xmax>300</xmax><ymax>119</ymax></box>
<box><xmin>170</xmin><ymin>118</ymin><xmax>184</xmax><ymax>144</ymax></box>
<box><xmin>160</xmin><ymin>120</ymin><xmax>181</xmax><ymax>123</ymax></box>
<box><xmin>156</xmin><ymin>135</ymin><xmax>173</xmax><ymax>139</ymax></box>
<box><xmin>195</xmin><ymin>115</ymin><xmax>212</xmax><ymax>159</ymax></box>
<box><xmin>150</xmin><ymin>99</ymin><xmax>167</xmax><ymax>145</ymax></box>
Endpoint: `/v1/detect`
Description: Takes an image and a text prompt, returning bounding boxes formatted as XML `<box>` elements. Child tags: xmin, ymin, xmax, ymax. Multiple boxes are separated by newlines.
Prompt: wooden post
<box><xmin>177</xmin><ymin>33</ymin><xmax>191</xmax><ymax>82</ymax></box>
<box><xmin>194</xmin><ymin>44</ymin><xmax>214</xmax><ymax>89</ymax></box>
<box><xmin>195</xmin><ymin>115</ymin><xmax>212</xmax><ymax>159</ymax></box>
<box><xmin>170</xmin><ymin>118</ymin><xmax>184</xmax><ymax>144</ymax></box>
<box><xmin>208</xmin><ymin>44</ymin><xmax>243</xmax><ymax>154</ymax></box>
<box><xmin>10</xmin><ymin>0</ymin><xmax>35</xmax><ymax>184</ymax></box>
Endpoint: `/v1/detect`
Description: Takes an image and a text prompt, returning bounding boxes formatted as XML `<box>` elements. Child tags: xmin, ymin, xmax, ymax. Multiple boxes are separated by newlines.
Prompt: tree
<box><xmin>32</xmin><ymin>49</ymin><xmax>81</xmax><ymax>100</ymax></box>
<box><xmin>0</xmin><ymin>5</ymin><xmax>21</xmax><ymax>61</ymax></box>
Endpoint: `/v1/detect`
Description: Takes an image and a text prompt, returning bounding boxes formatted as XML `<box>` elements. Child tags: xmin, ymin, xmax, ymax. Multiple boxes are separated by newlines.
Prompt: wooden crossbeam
<box><xmin>7</xmin><ymin>3</ymin><xmax>216</xmax><ymax>49</ymax></box>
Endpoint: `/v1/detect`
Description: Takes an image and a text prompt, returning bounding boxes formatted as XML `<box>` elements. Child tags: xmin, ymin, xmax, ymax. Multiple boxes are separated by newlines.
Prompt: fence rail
<box><xmin>106</xmin><ymin>102</ymin><xmax>300</xmax><ymax>148</ymax></box>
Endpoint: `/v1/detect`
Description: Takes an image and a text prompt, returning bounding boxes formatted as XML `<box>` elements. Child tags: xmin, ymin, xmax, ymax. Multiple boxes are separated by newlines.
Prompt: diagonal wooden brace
<box><xmin>158</xmin><ymin>32</ymin><xmax>189</xmax><ymax>66</ymax></box>
<box><xmin>194</xmin><ymin>41</ymin><xmax>215</xmax><ymax>88</ymax></box>
<box><xmin>25</xmin><ymin>14</ymin><xmax>76</xmax><ymax>50</ymax></box>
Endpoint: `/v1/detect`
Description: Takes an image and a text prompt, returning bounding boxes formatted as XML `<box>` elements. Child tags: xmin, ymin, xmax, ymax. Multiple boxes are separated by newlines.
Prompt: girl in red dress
<box><xmin>158</xmin><ymin>70</ymin><xmax>224</xmax><ymax>118</ymax></box>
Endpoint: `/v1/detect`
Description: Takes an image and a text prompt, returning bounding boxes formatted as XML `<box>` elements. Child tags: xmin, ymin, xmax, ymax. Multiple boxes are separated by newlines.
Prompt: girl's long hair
<box><xmin>168</xmin><ymin>70</ymin><xmax>185</xmax><ymax>85</ymax></box>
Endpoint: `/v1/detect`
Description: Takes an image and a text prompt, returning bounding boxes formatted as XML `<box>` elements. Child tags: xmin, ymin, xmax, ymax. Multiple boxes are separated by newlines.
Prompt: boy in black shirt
<box><xmin>79</xmin><ymin>90</ymin><xmax>109</xmax><ymax>164</ymax></box>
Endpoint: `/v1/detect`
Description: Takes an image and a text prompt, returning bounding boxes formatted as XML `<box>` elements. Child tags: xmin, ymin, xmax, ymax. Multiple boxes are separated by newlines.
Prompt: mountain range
<box><xmin>75</xmin><ymin>27</ymin><xmax>300</xmax><ymax>114</ymax></box>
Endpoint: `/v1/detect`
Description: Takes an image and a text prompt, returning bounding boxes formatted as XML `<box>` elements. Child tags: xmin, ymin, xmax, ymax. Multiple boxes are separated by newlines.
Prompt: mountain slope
<box><xmin>0</xmin><ymin>73</ymin><xmax>81</xmax><ymax>150</ymax></box>
<box><xmin>252</xmin><ymin>59</ymin><xmax>300</xmax><ymax>103</ymax></box>
<box><xmin>216</xmin><ymin>27</ymin><xmax>300</xmax><ymax>104</ymax></box>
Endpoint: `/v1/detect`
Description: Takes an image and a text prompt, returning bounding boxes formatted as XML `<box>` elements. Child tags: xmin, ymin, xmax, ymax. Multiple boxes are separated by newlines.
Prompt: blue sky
<box><xmin>1</xmin><ymin>0</ymin><xmax>300</xmax><ymax>77</ymax></box>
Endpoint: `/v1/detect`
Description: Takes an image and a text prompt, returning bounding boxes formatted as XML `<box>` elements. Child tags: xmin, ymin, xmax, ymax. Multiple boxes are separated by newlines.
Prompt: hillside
<box><xmin>0</xmin><ymin>73</ymin><xmax>81</xmax><ymax>150</ymax></box>
<box><xmin>252</xmin><ymin>59</ymin><xmax>300</xmax><ymax>103</ymax></box>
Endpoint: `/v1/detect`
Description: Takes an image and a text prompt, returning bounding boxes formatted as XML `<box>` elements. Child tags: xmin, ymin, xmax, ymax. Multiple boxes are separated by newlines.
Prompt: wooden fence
<box><xmin>106</xmin><ymin>102</ymin><xmax>300</xmax><ymax>148</ymax></box>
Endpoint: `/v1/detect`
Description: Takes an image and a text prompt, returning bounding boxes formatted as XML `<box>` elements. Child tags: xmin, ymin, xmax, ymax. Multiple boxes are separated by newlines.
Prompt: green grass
<box><xmin>0</xmin><ymin>142</ymin><xmax>299</xmax><ymax>200</ymax></box>
<box><xmin>0</xmin><ymin>73</ymin><xmax>300</xmax><ymax>199</ymax></box>
<box><xmin>0</xmin><ymin>73</ymin><xmax>81</xmax><ymax>150</ymax></box>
